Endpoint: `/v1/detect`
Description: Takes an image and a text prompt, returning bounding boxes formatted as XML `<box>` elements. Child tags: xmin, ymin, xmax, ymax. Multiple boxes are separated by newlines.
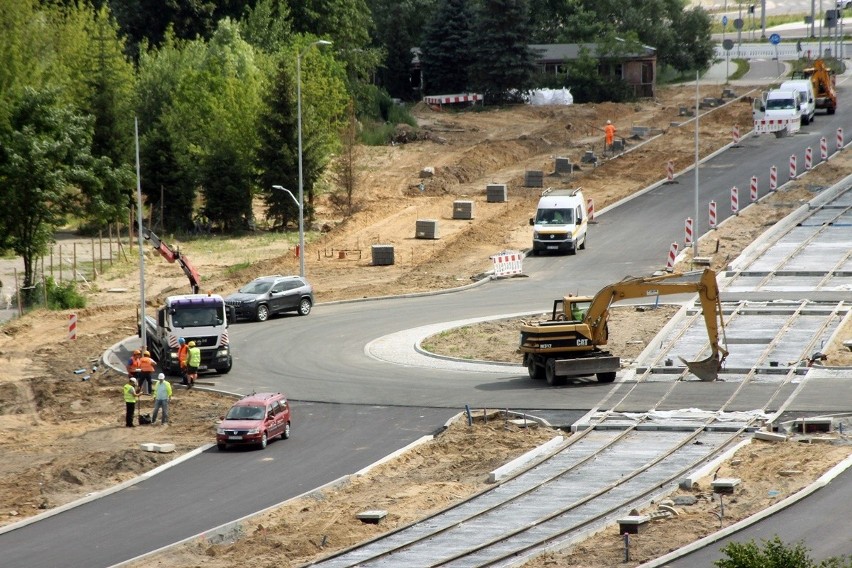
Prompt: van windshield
<box><xmin>766</xmin><ymin>98</ymin><xmax>796</xmax><ymax>110</ymax></box>
<box><xmin>536</xmin><ymin>209</ymin><xmax>574</xmax><ymax>225</ymax></box>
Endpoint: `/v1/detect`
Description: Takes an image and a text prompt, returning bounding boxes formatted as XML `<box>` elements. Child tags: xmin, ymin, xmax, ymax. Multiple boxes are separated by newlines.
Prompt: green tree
<box><xmin>0</xmin><ymin>88</ymin><xmax>119</xmax><ymax>302</ymax></box>
<box><xmin>419</xmin><ymin>0</ymin><xmax>475</xmax><ymax>96</ymax></box>
<box><xmin>716</xmin><ymin>537</ymin><xmax>852</xmax><ymax>568</ymax></box>
<box><xmin>240</xmin><ymin>0</ymin><xmax>293</xmax><ymax>54</ymax></box>
<box><xmin>468</xmin><ymin>0</ymin><xmax>538</xmax><ymax>104</ymax></box>
<box><xmin>668</xmin><ymin>6</ymin><xmax>714</xmax><ymax>73</ymax></box>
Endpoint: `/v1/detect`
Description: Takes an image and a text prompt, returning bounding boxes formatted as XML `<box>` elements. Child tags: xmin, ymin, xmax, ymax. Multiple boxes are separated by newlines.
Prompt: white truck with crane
<box><xmin>141</xmin><ymin>229</ymin><xmax>234</xmax><ymax>376</ymax></box>
<box><xmin>518</xmin><ymin>269</ymin><xmax>728</xmax><ymax>385</ymax></box>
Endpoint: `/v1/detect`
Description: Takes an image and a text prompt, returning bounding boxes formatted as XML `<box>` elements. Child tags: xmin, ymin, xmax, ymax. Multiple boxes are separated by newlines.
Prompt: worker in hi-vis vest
<box><xmin>186</xmin><ymin>341</ymin><xmax>201</xmax><ymax>388</ymax></box>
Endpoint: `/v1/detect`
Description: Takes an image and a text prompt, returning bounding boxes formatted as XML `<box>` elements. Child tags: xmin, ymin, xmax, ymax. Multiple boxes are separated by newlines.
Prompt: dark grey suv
<box><xmin>225</xmin><ymin>275</ymin><xmax>314</xmax><ymax>322</ymax></box>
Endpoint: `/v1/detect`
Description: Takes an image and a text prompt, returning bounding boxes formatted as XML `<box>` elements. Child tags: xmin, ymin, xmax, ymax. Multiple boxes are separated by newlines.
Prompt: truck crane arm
<box><xmin>582</xmin><ymin>268</ymin><xmax>728</xmax><ymax>380</ymax></box>
<box><xmin>143</xmin><ymin>228</ymin><xmax>201</xmax><ymax>294</ymax></box>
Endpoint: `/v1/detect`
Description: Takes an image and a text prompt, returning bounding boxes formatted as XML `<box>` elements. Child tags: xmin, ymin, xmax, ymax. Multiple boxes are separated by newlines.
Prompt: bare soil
<box><xmin>1</xmin><ymin>83</ymin><xmax>851</xmax><ymax>567</ymax></box>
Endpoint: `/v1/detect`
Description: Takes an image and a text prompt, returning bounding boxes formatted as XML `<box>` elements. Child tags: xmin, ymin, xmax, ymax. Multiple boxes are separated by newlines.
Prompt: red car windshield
<box><xmin>226</xmin><ymin>406</ymin><xmax>265</xmax><ymax>420</ymax></box>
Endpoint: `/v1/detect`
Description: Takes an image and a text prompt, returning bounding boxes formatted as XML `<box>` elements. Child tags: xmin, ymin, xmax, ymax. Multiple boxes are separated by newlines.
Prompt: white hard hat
<box><xmin>606</xmin><ymin>120</ymin><xmax>611</xmax><ymax>124</ymax></box>
<box><xmin>158</xmin><ymin>373</ymin><xmax>165</xmax><ymax>380</ymax></box>
<box><xmin>129</xmin><ymin>377</ymin><xmax>137</xmax><ymax>384</ymax></box>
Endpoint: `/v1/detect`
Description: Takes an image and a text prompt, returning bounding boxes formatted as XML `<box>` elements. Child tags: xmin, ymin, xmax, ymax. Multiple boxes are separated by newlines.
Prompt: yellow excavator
<box><xmin>519</xmin><ymin>268</ymin><xmax>728</xmax><ymax>385</ymax></box>
<box><xmin>798</xmin><ymin>59</ymin><xmax>837</xmax><ymax>115</ymax></box>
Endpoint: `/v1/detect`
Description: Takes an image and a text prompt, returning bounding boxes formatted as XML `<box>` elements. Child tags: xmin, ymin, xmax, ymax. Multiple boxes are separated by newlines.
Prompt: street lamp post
<box><xmin>272</xmin><ymin>185</ymin><xmax>302</xmax><ymax>271</ymax></box>
<box><xmin>296</xmin><ymin>39</ymin><xmax>332</xmax><ymax>278</ymax></box>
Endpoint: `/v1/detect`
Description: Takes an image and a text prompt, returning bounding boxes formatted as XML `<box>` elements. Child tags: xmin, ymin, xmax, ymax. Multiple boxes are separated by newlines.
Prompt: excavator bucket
<box><xmin>679</xmin><ymin>353</ymin><xmax>721</xmax><ymax>382</ymax></box>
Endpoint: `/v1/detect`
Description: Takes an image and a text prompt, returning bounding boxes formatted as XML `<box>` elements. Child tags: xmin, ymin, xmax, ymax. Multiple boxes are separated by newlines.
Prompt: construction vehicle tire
<box><xmin>597</xmin><ymin>372</ymin><xmax>616</xmax><ymax>383</ymax></box>
<box><xmin>545</xmin><ymin>359</ymin><xmax>564</xmax><ymax>386</ymax></box>
<box><xmin>527</xmin><ymin>357</ymin><xmax>545</xmax><ymax>380</ymax></box>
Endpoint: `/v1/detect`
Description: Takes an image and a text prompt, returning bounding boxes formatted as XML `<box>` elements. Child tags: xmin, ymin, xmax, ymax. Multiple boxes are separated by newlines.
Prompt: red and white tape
<box><xmin>709</xmin><ymin>200</ymin><xmax>717</xmax><ymax>229</ymax></box>
<box><xmin>769</xmin><ymin>165</ymin><xmax>777</xmax><ymax>191</ymax></box>
<box><xmin>684</xmin><ymin>217</ymin><xmax>693</xmax><ymax>246</ymax></box>
<box><xmin>730</xmin><ymin>186</ymin><xmax>739</xmax><ymax>215</ymax></box>
<box><xmin>68</xmin><ymin>313</ymin><xmax>77</xmax><ymax>340</ymax></box>
<box><xmin>789</xmin><ymin>154</ymin><xmax>797</xmax><ymax>179</ymax></box>
<box><xmin>805</xmin><ymin>147</ymin><xmax>812</xmax><ymax>170</ymax></box>
<box><xmin>666</xmin><ymin>242</ymin><xmax>678</xmax><ymax>272</ymax></box>
<box><xmin>750</xmin><ymin>176</ymin><xmax>758</xmax><ymax>202</ymax></box>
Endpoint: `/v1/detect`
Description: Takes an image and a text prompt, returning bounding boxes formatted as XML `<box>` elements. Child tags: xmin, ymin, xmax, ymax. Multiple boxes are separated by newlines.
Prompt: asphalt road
<box><xmin>2</xmin><ymin>78</ymin><xmax>850</xmax><ymax>567</ymax></box>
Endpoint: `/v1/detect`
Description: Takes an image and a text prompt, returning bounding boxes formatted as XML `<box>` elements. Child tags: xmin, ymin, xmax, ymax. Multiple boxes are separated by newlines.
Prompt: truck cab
<box><xmin>144</xmin><ymin>294</ymin><xmax>234</xmax><ymax>375</ymax></box>
<box><xmin>529</xmin><ymin>188</ymin><xmax>588</xmax><ymax>255</ymax></box>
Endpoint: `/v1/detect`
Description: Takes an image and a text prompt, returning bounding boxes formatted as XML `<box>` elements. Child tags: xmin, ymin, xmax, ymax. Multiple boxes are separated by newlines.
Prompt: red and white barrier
<box><xmin>491</xmin><ymin>251</ymin><xmax>523</xmax><ymax>277</ymax></box>
<box><xmin>769</xmin><ymin>165</ymin><xmax>777</xmax><ymax>191</ymax></box>
<box><xmin>684</xmin><ymin>217</ymin><xmax>693</xmax><ymax>246</ymax></box>
<box><xmin>732</xmin><ymin>125</ymin><xmax>740</xmax><ymax>144</ymax></box>
<box><xmin>750</xmin><ymin>176</ymin><xmax>758</xmax><ymax>202</ymax></box>
<box><xmin>805</xmin><ymin>147</ymin><xmax>812</xmax><ymax>170</ymax></box>
<box><xmin>587</xmin><ymin>198</ymin><xmax>595</xmax><ymax>222</ymax></box>
<box><xmin>68</xmin><ymin>313</ymin><xmax>77</xmax><ymax>340</ymax></box>
<box><xmin>730</xmin><ymin>186</ymin><xmax>739</xmax><ymax>215</ymax></box>
<box><xmin>666</xmin><ymin>160</ymin><xmax>674</xmax><ymax>182</ymax></box>
<box><xmin>423</xmin><ymin>93</ymin><xmax>483</xmax><ymax>105</ymax></box>
<box><xmin>666</xmin><ymin>242</ymin><xmax>679</xmax><ymax>272</ymax></box>
<box><xmin>789</xmin><ymin>154</ymin><xmax>797</xmax><ymax>179</ymax></box>
<box><xmin>838</xmin><ymin>128</ymin><xmax>844</xmax><ymax>151</ymax></box>
<box><xmin>709</xmin><ymin>201</ymin><xmax>717</xmax><ymax>229</ymax></box>
<box><xmin>820</xmin><ymin>137</ymin><xmax>828</xmax><ymax>161</ymax></box>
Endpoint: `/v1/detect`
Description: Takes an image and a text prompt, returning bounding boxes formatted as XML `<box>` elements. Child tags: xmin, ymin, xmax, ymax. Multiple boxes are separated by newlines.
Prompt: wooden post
<box><xmin>42</xmin><ymin>274</ymin><xmax>47</xmax><ymax>306</ymax></box>
<box><xmin>58</xmin><ymin>244</ymin><xmax>63</xmax><ymax>283</ymax></box>
<box><xmin>98</xmin><ymin>231</ymin><xmax>104</xmax><ymax>275</ymax></box>
<box><xmin>108</xmin><ymin>224</ymin><xmax>114</xmax><ymax>266</ymax></box>
<box><xmin>91</xmin><ymin>237</ymin><xmax>97</xmax><ymax>281</ymax></box>
<box><xmin>50</xmin><ymin>247</ymin><xmax>54</xmax><ymax>280</ymax></box>
<box><xmin>73</xmin><ymin>242</ymin><xmax>77</xmax><ymax>282</ymax></box>
<box><xmin>13</xmin><ymin>268</ymin><xmax>22</xmax><ymax>317</ymax></box>
<box><xmin>129</xmin><ymin>207</ymin><xmax>133</xmax><ymax>252</ymax></box>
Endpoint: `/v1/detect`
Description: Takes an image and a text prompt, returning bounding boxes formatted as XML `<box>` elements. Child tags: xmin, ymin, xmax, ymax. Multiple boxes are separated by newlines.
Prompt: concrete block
<box><xmin>415</xmin><ymin>219</ymin><xmax>439</xmax><ymax>239</ymax></box>
<box><xmin>754</xmin><ymin>430</ymin><xmax>787</xmax><ymax>442</ymax></box>
<box><xmin>712</xmin><ymin>477</ymin><xmax>741</xmax><ymax>494</ymax></box>
<box><xmin>356</xmin><ymin>509</ymin><xmax>387</xmax><ymax>524</ymax></box>
<box><xmin>156</xmin><ymin>443</ymin><xmax>176</xmax><ymax>453</ymax></box>
<box><xmin>796</xmin><ymin>417</ymin><xmax>832</xmax><ymax>433</ymax></box>
<box><xmin>420</xmin><ymin>167</ymin><xmax>434</xmax><ymax>178</ymax></box>
<box><xmin>371</xmin><ymin>245</ymin><xmax>394</xmax><ymax>266</ymax></box>
<box><xmin>580</xmin><ymin>150</ymin><xmax>597</xmax><ymax>164</ymax></box>
<box><xmin>452</xmin><ymin>200</ymin><xmax>474</xmax><ymax>220</ymax></box>
<box><xmin>524</xmin><ymin>170</ymin><xmax>544</xmax><ymax>188</ymax></box>
<box><xmin>617</xmin><ymin>515</ymin><xmax>650</xmax><ymax>534</ymax></box>
<box><xmin>611</xmin><ymin>139</ymin><xmax>624</xmax><ymax>151</ymax></box>
<box><xmin>554</xmin><ymin>157</ymin><xmax>573</xmax><ymax>174</ymax></box>
<box><xmin>139</xmin><ymin>443</ymin><xmax>157</xmax><ymax>452</ymax></box>
<box><xmin>486</xmin><ymin>184</ymin><xmax>508</xmax><ymax>202</ymax></box>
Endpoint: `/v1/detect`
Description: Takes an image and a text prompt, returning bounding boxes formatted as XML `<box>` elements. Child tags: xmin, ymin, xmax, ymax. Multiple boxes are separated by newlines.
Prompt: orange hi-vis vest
<box><xmin>138</xmin><ymin>356</ymin><xmax>156</xmax><ymax>373</ymax></box>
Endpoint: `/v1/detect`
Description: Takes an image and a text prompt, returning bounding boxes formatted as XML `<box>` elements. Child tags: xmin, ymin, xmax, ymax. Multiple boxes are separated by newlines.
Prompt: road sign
<box><xmin>722</xmin><ymin>15</ymin><xmax>728</xmax><ymax>26</ymax></box>
<box><xmin>734</xmin><ymin>18</ymin><xmax>744</xmax><ymax>29</ymax></box>
<box><xmin>723</xmin><ymin>39</ymin><xmax>734</xmax><ymax>51</ymax></box>
<box><xmin>769</xmin><ymin>33</ymin><xmax>781</xmax><ymax>45</ymax></box>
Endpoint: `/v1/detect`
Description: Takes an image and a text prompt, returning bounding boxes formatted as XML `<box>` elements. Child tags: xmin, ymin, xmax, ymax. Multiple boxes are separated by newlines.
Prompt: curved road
<box><xmin>2</xmin><ymin>76</ymin><xmax>851</xmax><ymax>567</ymax></box>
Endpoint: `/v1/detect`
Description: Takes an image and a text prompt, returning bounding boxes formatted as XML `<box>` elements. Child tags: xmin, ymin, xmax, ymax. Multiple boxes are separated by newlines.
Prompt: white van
<box><xmin>779</xmin><ymin>79</ymin><xmax>816</xmax><ymax>125</ymax></box>
<box><xmin>529</xmin><ymin>188</ymin><xmax>588</xmax><ymax>255</ymax></box>
<box><xmin>753</xmin><ymin>89</ymin><xmax>804</xmax><ymax>137</ymax></box>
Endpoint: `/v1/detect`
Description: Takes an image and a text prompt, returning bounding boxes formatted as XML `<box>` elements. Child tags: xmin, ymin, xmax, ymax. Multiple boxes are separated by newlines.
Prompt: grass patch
<box><xmin>729</xmin><ymin>58</ymin><xmax>749</xmax><ymax>80</ymax></box>
<box><xmin>224</xmin><ymin>260</ymin><xmax>251</xmax><ymax>277</ymax></box>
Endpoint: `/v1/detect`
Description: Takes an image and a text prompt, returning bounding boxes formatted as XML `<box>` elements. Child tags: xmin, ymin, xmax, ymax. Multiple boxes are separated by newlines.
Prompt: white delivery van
<box><xmin>779</xmin><ymin>79</ymin><xmax>816</xmax><ymax>125</ymax></box>
<box><xmin>529</xmin><ymin>188</ymin><xmax>588</xmax><ymax>255</ymax></box>
<box><xmin>753</xmin><ymin>89</ymin><xmax>804</xmax><ymax>138</ymax></box>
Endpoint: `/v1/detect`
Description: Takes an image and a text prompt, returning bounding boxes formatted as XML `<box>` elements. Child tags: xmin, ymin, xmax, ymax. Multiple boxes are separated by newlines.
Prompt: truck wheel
<box><xmin>597</xmin><ymin>372</ymin><xmax>616</xmax><ymax>383</ymax></box>
<box><xmin>827</xmin><ymin>107</ymin><xmax>835</xmax><ymax>115</ymax></box>
<box><xmin>579</xmin><ymin>233</ymin><xmax>586</xmax><ymax>250</ymax></box>
<box><xmin>527</xmin><ymin>357</ymin><xmax>545</xmax><ymax>380</ymax></box>
<box><xmin>545</xmin><ymin>359</ymin><xmax>564</xmax><ymax>386</ymax></box>
<box><xmin>255</xmin><ymin>304</ymin><xmax>270</xmax><ymax>322</ymax></box>
<box><xmin>217</xmin><ymin>360</ymin><xmax>232</xmax><ymax>375</ymax></box>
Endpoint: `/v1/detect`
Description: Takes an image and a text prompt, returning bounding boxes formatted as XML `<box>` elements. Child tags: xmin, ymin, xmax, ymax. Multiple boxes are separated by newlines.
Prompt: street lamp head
<box><xmin>272</xmin><ymin>185</ymin><xmax>285</xmax><ymax>191</ymax></box>
<box><xmin>315</xmin><ymin>40</ymin><xmax>332</xmax><ymax>47</ymax></box>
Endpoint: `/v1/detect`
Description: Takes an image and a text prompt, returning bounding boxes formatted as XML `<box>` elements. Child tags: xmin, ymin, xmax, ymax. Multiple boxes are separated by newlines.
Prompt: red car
<box><xmin>216</xmin><ymin>392</ymin><xmax>291</xmax><ymax>450</ymax></box>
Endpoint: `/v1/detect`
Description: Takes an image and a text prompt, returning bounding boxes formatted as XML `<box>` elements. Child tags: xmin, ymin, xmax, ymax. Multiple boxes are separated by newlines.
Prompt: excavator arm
<box><xmin>582</xmin><ymin>269</ymin><xmax>728</xmax><ymax>380</ymax></box>
<box><xmin>143</xmin><ymin>228</ymin><xmax>201</xmax><ymax>294</ymax></box>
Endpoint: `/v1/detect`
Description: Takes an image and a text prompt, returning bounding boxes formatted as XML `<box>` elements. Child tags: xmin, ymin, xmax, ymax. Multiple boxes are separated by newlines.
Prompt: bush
<box><xmin>34</xmin><ymin>277</ymin><xmax>87</xmax><ymax>310</ymax></box>
<box><xmin>716</xmin><ymin>537</ymin><xmax>852</xmax><ymax>568</ymax></box>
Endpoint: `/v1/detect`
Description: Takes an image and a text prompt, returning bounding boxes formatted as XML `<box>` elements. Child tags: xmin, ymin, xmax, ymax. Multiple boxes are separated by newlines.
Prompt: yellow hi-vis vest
<box><xmin>188</xmin><ymin>346</ymin><xmax>201</xmax><ymax>367</ymax></box>
<box><xmin>123</xmin><ymin>383</ymin><xmax>137</xmax><ymax>403</ymax></box>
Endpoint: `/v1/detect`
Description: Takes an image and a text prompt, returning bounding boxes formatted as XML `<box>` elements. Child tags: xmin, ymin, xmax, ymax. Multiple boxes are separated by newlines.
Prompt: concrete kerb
<box><xmin>636</xmin><ymin>452</ymin><xmax>852</xmax><ymax>568</ymax></box>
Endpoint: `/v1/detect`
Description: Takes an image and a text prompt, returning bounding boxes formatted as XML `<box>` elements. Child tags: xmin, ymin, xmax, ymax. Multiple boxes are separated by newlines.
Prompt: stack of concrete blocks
<box><xmin>678</xmin><ymin>105</ymin><xmax>694</xmax><ymax>117</ymax></box>
<box><xmin>611</xmin><ymin>139</ymin><xmax>625</xmax><ymax>151</ymax></box>
<box><xmin>371</xmin><ymin>245</ymin><xmax>395</xmax><ymax>266</ymax></box>
<box><xmin>452</xmin><ymin>200</ymin><xmax>474</xmax><ymax>220</ymax></box>
<box><xmin>631</xmin><ymin>125</ymin><xmax>650</xmax><ymax>138</ymax></box>
<box><xmin>581</xmin><ymin>150</ymin><xmax>597</xmax><ymax>164</ymax></box>
<box><xmin>415</xmin><ymin>219</ymin><xmax>439</xmax><ymax>239</ymax></box>
<box><xmin>554</xmin><ymin>157</ymin><xmax>573</xmax><ymax>175</ymax></box>
<box><xmin>524</xmin><ymin>170</ymin><xmax>544</xmax><ymax>188</ymax></box>
<box><xmin>722</xmin><ymin>88</ymin><xmax>737</xmax><ymax>99</ymax></box>
<box><xmin>486</xmin><ymin>183</ymin><xmax>508</xmax><ymax>203</ymax></box>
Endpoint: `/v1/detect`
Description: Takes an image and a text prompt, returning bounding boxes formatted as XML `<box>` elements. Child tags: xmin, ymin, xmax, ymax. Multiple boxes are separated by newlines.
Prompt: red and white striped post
<box><xmin>684</xmin><ymin>217</ymin><xmax>693</xmax><ymax>246</ymax></box>
<box><xmin>838</xmin><ymin>128</ymin><xmax>844</xmax><ymax>151</ymax></box>
<box><xmin>730</xmin><ymin>186</ymin><xmax>739</xmax><ymax>216</ymax></box>
<box><xmin>769</xmin><ymin>165</ymin><xmax>778</xmax><ymax>191</ymax></box>
<box><xmin>820</xmin><ymin>137</ymin><xmax>828</xmax><ymax>161</ymax></box>
<box><xmin>805</xmin><ymin>147</ymin><xmax>813</xmax><ymax>170</ymax></box>
<box><xmin>666</xmin><ymin>160</ymin><xmax>674</xmax><ymax>182</ymax></box>
<box><xmin>709</xmin><ymin>200</ymin><xmax>717</xmax><ymax>229</ymax></box>
<box><xmin>587</xmin><ymin>198</ymin><xmax>595</xmax><ymax>222</ymax></box>
<box><xmin>666</xmin><ymin>242</ymin><xmax>679</xmax><ymax>272</ymax></box>
<box><xmin>789</xmin><ymin>154</ymin><xmax>797</xmax><ymax>179</ymax></box>
<box><xmin>732</xmin><ymin>125</ymin><xmax>740</xmax><ymax>145</ymax></box>
<box><xmin>750</xmin><ymin>176</ymin><xmax>758</xmax><ymax>202</ymax></box>
<box><xmin>68</xmin><ymin>313</ymin><xmax>77</xmax><ymax>340</ymax></box>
